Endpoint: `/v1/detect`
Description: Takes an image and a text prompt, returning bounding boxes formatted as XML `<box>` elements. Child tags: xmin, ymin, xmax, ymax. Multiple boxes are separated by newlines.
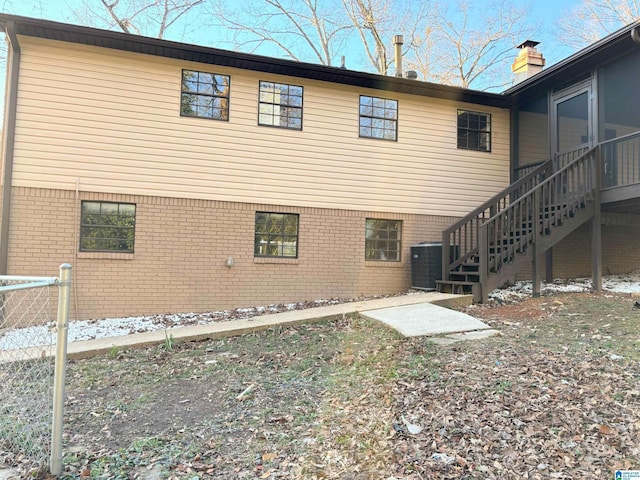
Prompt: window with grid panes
<box><xmin>365</xmin><ymin>219</ymin><xmax>401</xmax><ymax>261</ymax></box>
<box><xmin>359</xmin><ymin>95</ymin><xmax>398</xmax><ymax>140</ymax></box>
<box><xmin>80</xmin><ymin>201</ymin><xmax>136</xmax><ymax>253</ymax></box>
<box><xmin>181</xmin><ymin>70</ymin><xmax>230</xmax><ymax>120</ymax></box>
<box><xmin>259</xmin><ymin>81</ymin><xmax>303</xmax><ymax>130</ymax></box>
<box><xmin>457</xmin><ymin>110</ymin><xmax>491</xmax><ymax>151</ymax></box>
<box><xmin>254</xmin><ymin>212</ymin><xmax>299</xmax><ymax>258</ymax></box>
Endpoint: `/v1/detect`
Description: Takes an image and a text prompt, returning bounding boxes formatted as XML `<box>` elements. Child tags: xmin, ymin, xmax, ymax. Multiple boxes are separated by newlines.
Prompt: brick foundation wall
<box><xmin>517</xmin><ymin>222</ymin><xmax>640</xmax><ymax>282</ymax></box>
<box><xmin>8</xmin><ymin>187</ymin><xmax>457</xmax><ymax>322</ymax></box>
<box><xmin>553</xmin><ymin>223</ymin><xmax>640</xmax><ymax>278</ymax></box>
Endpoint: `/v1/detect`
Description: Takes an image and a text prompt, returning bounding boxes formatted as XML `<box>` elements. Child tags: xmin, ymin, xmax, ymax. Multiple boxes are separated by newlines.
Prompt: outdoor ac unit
<box><xmin>410</xmin><ymin>242</ymin><xmax>445</xmax><ymax>291</ymax></box>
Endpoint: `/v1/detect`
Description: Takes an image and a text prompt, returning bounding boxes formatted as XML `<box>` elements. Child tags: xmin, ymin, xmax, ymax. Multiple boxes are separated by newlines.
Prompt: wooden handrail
<box><xmin>600</xmin><ymin>129</ymin><xmax>640</xmax><ymax>148</ymax></box>
<box><xmin>480</xmin><ymin>146</ymin><xmax>596</xmax><ymax>227</ymax></box>
<box><xmin>513</xmin><ymin>160</ymin><xmax>546</xmax><ymax>180</ymax></box>
<box><xmin>442</xmin><ymin>143</ymin><xmax>600</xmax><ymax>283</ymax></box>
<box><xmin>441</xmin><ymin>160</ymin><xmax>550</xmax><ymax>280</ymax></box>
<box><xmin>478</xmin><ymin>147</ymin><xmax>597</xmax><ymax>288</ymax></box>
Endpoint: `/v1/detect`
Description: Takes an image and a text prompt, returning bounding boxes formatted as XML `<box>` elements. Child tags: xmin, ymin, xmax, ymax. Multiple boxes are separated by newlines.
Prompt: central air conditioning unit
<box><xmin>410</xmin><ymin>242</ymin><xmax>445</xmax><ymax>291</ymax></box>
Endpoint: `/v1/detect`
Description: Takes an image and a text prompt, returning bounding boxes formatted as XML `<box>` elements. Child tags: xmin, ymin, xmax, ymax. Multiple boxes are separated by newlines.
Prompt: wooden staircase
<box><xmin>437</xmin><ymin>147</ymin><xmax>599</xmax><ymax>302</ymax></box>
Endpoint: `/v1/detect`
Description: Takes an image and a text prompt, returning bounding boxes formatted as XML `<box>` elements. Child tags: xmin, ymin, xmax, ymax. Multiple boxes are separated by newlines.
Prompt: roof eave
<box><xmin>0</xmin><ymin>13</ymin><xmax>512</xmax><ymax>108</ymax></box>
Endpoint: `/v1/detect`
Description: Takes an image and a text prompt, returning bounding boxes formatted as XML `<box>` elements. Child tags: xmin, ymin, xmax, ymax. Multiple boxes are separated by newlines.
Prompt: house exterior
<box><xmin>439</xmin><ymin>22</ymin><xmax>640</xmax><ymax>301</ymax></box>
<box><xmin>1</xmin><ymin>14</ymin><xmax>639</xmax><ymax>320</ymax></box>
<box><xmin>508</xmin><ymin>25</ymin><xmax>640</xmax><ymax>285</ymax></box>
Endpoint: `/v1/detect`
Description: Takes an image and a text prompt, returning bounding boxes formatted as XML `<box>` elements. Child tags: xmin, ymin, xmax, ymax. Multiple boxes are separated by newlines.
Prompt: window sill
<box><xmin>365</xmin><ymin>261</ymin><xmax>404</xmax><ymax>268</ymax></box>
<box><xmin>77</xmin><ymin>252</ymin><xmax>135</xmax><ymax>260</ymax></box>
<box><xmin>254</xmin><ymin>257</ymin><xmax>299</xmax><ymax>265</ymax></box>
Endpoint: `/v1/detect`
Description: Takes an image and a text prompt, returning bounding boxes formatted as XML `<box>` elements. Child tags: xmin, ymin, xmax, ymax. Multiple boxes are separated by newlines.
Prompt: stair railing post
<box><xmin>591</xmin><ymin>148</ymin><xmax>602</xmax><ymax>292</ymax></box>
<box><xmin>532</xmin><ymin>187</ymin><xmax>541</xmax><ymax>297</ymax></box>
<box><xmin>478</xmin><ymin>222</ymin><xmax>488</xmax><ymax>303</ymax></box>
<box><xmin>442</xmin><ymin>231</ymin><xmax>450</xmax><ymax>282</ymax></box>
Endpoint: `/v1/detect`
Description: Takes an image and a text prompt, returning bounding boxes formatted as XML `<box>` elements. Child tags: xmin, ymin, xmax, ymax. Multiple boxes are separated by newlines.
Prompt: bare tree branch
<box><xmin>208</xmin><ymin>0</ymin><xmax>352</xmax><ymax>65</ymax></box>
<box><xmin>73</xmin><ymin>0</ymin><xmax>534</xmax><ymax>90</ymax></box>
<box><xmin>406</xmin><ymin>0</ymin><xmax>532</xmax><ymax>90</ymax></box>
<box><xmin>342</xmin><ymin>0</ymin><xmax>388</xmax><ymax>74</ymax></box>
<box><xmin>341</xmin><ymin>0</ymin><xmax>432</xmax><ymax>75</ymax></box>
<box><xmin>100</xmin><ymin>0</ymin><xmax>133</xmax><ymax>34</ymax></box>
<box><xmin>557</xmin><ymin>0</ymin><xmax>640</xmax><ymax>49</ymax></box>
<box><xmin>73</xmin><ymin>0</ymin><xmax>205</xmax><ymax>39</ymax></box>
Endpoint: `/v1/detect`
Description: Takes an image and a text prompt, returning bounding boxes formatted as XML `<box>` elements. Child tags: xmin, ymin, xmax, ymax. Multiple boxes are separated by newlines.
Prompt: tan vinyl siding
<box><xmin>13</xmin><ymin>36</ymin><xmax>510</xmax><ymax>217</ymax></box>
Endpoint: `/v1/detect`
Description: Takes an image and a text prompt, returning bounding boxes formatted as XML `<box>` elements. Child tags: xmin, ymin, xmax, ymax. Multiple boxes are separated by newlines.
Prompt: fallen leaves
<box><xmin>390</xmin><ymin>293</ymin><xmax>640</xmax><ymax>479</ymax></box>
<box><xmin>3</xmin><ymin>293</ymin><xmax>638</xmax><ymax>479</ymax></box>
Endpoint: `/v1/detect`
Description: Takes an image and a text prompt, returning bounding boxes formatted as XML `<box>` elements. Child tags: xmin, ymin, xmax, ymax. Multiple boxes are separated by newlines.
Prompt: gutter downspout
<box><xmin>0</xmin><ymin>21</ymin><xmax>20</xmax><ymax>275</ymax></box>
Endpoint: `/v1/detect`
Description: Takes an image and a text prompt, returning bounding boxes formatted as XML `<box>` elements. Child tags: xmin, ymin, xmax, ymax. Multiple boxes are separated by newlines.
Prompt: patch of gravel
<box><xmin>489</xmin><ymin>271</ymin><xmax>640</xmax><ymax>304</ymax></box>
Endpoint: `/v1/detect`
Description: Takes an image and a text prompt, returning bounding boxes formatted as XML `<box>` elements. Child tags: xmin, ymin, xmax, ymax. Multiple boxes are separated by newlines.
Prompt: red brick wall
<box><xmin>8</xmin><ymin>187</ymin><xmax>456</xmax><ymax>321</ymax></box>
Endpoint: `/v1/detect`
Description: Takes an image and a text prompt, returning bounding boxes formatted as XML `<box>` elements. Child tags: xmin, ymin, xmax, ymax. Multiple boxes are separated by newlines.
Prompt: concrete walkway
<box><xmin>2</xmin><ymin>292</ymin><xmax>498</xmax><ymax>362</ymax></box>
<box><xmin>361</xmin><ymin>302</ymin><xmax>492</xmax><ymax>337</ymax></box>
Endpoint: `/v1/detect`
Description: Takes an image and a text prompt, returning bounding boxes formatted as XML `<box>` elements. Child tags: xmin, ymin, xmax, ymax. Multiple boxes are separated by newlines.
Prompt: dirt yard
<box><xmin>3</xmin><ymin>292</ymin><xmax>640</xmax><ymax>479</ymax></box>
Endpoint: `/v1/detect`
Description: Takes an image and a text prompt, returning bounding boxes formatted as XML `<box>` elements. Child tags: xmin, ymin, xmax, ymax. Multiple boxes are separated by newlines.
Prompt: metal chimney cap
<box><xmin>516</xmin><ymin>40</ymin><xmax>540</xmax><ymax>49</ymax></box>
<box><xmin>392</xmin><ymin>34</ymin><xmax>404</xmax><ymax>45</ymax></box>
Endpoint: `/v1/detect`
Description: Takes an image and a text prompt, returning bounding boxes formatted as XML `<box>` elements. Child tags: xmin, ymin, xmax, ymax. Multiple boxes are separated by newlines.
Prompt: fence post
<box><xmin>50</xmin><ymin>263</ymin><xmax>72</xmax><ymax>475</ymax></box>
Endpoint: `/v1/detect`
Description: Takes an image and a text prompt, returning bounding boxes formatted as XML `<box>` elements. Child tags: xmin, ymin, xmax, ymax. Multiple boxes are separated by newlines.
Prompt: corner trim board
<box><xmin>0</xmin><ymin>21</ymin><xmax>21</xmax><ymax>275</ymax></box>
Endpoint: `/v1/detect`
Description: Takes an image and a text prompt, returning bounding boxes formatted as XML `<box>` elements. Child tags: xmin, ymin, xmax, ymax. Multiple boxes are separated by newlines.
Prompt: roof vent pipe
<box><xmin>632</xmin><ymin>25</ymin><xmax>640</xmax><ymax>45</ymax></box>
<box><xmin>393</xmin><ymin>34</ymin><xmax>403</xmax><ymax>77</ymax></box>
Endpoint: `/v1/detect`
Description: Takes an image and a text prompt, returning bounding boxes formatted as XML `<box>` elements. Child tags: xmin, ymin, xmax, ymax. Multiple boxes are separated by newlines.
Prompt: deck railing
<box><xmin>601</xmin><ymin>131</ymin><xmax>640</xmax><ymax>188</ymax></box>
<box><xmin>512</xmin><ymin>146</ymin><xmax>591</xmax><ymax>182</ymax></box>
<box><xmin>554</xmin><ymin>146</ymin><xmax>591</xmax><ymax>171</ymax></box>
<box><xmin>513</xmin><ymin>160</ymin><xmax>546</xmax><ymax>181</ymax></box>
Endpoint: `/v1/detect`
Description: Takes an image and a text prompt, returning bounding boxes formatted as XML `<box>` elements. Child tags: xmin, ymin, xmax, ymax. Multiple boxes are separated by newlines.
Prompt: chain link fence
<box><xmin>0</xmin><ymin>266</ymin><xmax>71</xmax><ymax>474</ymax></box>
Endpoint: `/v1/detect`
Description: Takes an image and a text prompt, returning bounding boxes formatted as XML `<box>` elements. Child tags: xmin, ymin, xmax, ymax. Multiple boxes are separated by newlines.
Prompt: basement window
<box><xmin>80</xmin><ymin>201</ymin><xmax>136</xmax><ymax>253</ymax></box>
<box><xmin>365</xmin><ymin>219</ymin><xmax>401</xmax><ymax>261</ymax></box>
<box><xmin>359</xmin><ymin>95</ymin><xmax>398</xmax><ymax>141</ymax></box>
<box><xmin>181</xmin><ymin>70</ymin><xmax>230</xmax><ymax>120</ymax></box>
<box><xmin>457</xmin><ymin>110</ymin><xmax>491</xmax><ymax>152</ymax></box>
<box><xmin>254</xmin><ymin>212</ymin><xmax>299</xmax><ymax>258</ymax></box>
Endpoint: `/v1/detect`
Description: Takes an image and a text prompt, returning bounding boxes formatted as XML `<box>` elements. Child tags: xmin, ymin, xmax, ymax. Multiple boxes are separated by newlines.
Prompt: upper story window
<box><xmin>365</xmin><ymin>219</ymin><xmax>401</xmax><ymax>261</ymax></box>
<box><xmin>254</xmin><ymin>212</ymin><xmax>299</xmax><ymax>258</ymax></box>
<box><xmin>359</xmin><ymin>95</ymin><xmax>398</xmax><ymax>141</ymax></box>
<box><xmin>259</xmin><ymin>81</ymin><xmax>303</xmax><ymax>130</ymax></box>
<box><xmin>181</xmin><ymin>70</ymin><xmax>230</xmax><ymax>121</ymax></box>
<box><xmin>457</xmin><ymin>110</ymin><xmax>491</xmax><ymax>152</ymax></box>
<box><xmin>80</xmin><ymin>201</ymin><xmax>136</xmax><ymax>253</ymax></box>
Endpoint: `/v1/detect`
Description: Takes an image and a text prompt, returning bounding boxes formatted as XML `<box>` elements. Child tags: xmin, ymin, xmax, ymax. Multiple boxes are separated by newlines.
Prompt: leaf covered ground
<box><xmin>3</xmin><ymin>292</ymin><xmax>640</xmax><ymax>479</ymax></box>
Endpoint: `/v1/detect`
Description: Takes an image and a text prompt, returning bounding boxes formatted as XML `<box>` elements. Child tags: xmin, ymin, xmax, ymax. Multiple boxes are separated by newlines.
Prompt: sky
<box><xmin>1</xmin><ymin>0</ymin><xmax>584</xmax><ymax>68</ymax></box>
<box><xmin>0</xmin><ymin>0</ymin><xmax>594</xmax><ymax>116</ymax></box>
